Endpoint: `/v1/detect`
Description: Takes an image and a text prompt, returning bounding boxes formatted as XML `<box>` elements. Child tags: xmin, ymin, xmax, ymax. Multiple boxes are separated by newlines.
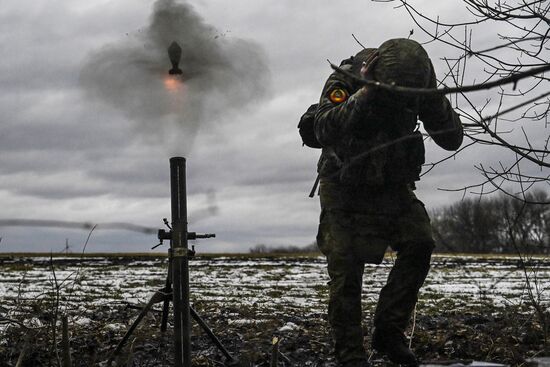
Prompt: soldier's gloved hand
<box><xmin>419</xmin><ymin>94</ymin><xmax>451</xmax><ymax>130</ymax></box>
<box><xmin>357</xmin><ymin>51</ymin><xmax>379</xmax><ymax>104</ymax></box>
<box><xmin>418</xmin><ymin>61</ymin><xmax>450</xmax><ymax>129</ymax></box>
<box><xmin>345</xmin><ymin>51</ymin><xmax>379</xmax><ymax>124</ymax></box>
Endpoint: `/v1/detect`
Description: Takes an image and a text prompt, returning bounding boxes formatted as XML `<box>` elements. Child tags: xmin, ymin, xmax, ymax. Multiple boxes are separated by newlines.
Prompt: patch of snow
<box><xmin>278</xmin><ymin>322</ymin><xmax>299</xmax><ymax>332</ymax></box>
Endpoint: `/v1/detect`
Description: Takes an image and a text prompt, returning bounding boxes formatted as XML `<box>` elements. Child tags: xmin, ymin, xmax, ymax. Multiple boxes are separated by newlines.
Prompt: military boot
<box><xmin>372</xmin><ymin>327</ymin><xmax>418</xmax><ymax>366</ymax></box>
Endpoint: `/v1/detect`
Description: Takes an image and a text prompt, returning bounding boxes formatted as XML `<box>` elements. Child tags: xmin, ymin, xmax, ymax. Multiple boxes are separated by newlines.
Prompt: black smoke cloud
<box><xmin>80</xmin><ymin>0</ymin><xmax>270</xmax><ymax>154</ymax></box>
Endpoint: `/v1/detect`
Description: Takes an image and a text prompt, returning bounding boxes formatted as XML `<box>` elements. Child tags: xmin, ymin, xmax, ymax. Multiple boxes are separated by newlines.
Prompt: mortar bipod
<box><xmin>108</xmin><ymin>219</ymin><xmax>237</xmax><ymax>366</ymax></box>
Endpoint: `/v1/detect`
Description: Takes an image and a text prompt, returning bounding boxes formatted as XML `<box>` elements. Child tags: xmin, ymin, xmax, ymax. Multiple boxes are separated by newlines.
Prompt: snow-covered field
<box><xmin>1</xmin><ymin>254</ymin><xmax>548</xmax><ymax>317</ymax></box>
<box><xmin>1</xmin><ymin>253</ymin><xmax>549</xmax><ymax>366</ymax></box>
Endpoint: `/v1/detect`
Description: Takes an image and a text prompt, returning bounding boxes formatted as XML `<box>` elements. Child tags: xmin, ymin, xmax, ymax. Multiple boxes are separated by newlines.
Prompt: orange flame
<box><xmin>164</xmin><ymin>76</ymin><xmax>182</xmax><ymax>92</ymax></box>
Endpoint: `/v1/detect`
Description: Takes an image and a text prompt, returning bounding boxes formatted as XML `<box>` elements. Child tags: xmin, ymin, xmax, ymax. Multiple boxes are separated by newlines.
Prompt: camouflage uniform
<box><xmin>313</xmin><ymin>39</ymin><xmax>463</xmax><ymax>364</ymax></box>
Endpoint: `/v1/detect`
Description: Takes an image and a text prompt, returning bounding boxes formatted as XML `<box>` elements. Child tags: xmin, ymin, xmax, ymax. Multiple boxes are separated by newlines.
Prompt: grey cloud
<box><xmin>1</xmin><ymin>171</ymin><xmax>106</xmax><ymax>199</ymax></box>
<box><xmin>2</xmin><ymin>0</ymin><xmax>543</xmax><ymax>253</ymax></box>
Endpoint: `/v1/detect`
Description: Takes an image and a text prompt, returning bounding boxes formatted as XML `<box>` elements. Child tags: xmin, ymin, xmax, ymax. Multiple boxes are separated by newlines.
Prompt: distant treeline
<box><xmin>249</xmin><ymin>243</ymin><xmax>319</xmax><ymax>254</ymax></box>
<box><xmin>431</xmin><ymin>190</ymin><xmax>550</xmax><ymax>254</ymax></box>
<box><xmin>250</xmin><ymin>190</ymin><xmax>550</xmax><ymax>255</ymax></box>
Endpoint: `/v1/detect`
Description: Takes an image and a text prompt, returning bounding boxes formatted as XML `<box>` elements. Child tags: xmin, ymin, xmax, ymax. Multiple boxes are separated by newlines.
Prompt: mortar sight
<box><xmin>156</xmin><ymin>229</ymin><xmax>215</xmax><ymax>242</ymax></box>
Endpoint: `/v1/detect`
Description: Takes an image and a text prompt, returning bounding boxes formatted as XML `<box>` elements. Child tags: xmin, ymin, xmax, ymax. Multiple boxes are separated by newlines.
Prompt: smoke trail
<box><xmin>80</xmin><ymin>0</ymin><xmax>270</xmax><ymax>154</ymax></box>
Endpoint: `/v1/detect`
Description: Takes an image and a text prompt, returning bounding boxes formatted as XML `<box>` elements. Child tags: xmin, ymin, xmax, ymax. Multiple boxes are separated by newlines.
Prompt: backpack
<box><xmin>298</xmin><ymin>103</ymin><xmax>322</xmax><ymax>148</ymax></box>
<box><xmin>298</xmin><ymin>103</ymin><xmax>322</xmax><ymax>197</ymax></box>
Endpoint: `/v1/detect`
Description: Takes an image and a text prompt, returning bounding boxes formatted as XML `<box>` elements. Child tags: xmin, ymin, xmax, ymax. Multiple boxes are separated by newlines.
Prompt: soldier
<box><xmin>312</xmin><ymin>39</ymin><xmax>463</xmax><ymax>366</ymax></box>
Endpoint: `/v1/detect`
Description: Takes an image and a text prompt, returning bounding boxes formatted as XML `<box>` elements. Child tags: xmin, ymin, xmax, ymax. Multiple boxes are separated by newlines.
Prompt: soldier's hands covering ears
<box><xmin>358</xmin><ymin>51</ymin><xmax>379</xmax><ymax>101</ymax></box>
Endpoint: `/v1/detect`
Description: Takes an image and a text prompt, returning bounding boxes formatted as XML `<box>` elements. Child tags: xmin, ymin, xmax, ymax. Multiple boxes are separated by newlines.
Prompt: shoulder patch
<box><xmin>329</xmin><ymin>88</ymin><xmax>349</xmax><ymax>104</ymax></box>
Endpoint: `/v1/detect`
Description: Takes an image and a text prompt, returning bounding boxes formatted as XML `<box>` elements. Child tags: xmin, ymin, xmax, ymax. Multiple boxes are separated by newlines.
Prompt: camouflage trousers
<box><xmin>316</xmin><ymin>181</ymin><xmax>434</xmax><ymax>363</ymax></box>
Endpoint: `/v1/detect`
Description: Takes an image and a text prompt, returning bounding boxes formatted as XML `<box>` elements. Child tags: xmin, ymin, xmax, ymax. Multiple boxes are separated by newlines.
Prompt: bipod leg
<box><xmin>108</xmin><ymin>290</ymin><xmax>168</xmax><ymax>363</ymax></box>
<box><xmin>161</xmin><ymin>260</ymin><xmax>173</xmax><ymax>332</ymax></box>
<box><xmin>190</xmin><ymin>305</ymin><xmax>238</xmax><ymax>365</ymax></box>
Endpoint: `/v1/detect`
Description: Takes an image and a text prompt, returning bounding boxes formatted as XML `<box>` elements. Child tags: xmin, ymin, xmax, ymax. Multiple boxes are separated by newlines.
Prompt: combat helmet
<box><xmin>374</xmin><ymin>38</ymin><xmax>432</xmax><ymax>88</ymax></box>
<box><xmin>372</xmin><ymin>38</ymin><xmax>433</xmax><ymax>110</ymax></box>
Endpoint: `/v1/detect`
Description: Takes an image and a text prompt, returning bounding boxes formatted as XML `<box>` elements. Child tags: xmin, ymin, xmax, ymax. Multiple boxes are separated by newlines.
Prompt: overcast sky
<box><xmin>1</xmin><ymin>0</ymin><xmax>547</xmax><ymax>253</ymax></box>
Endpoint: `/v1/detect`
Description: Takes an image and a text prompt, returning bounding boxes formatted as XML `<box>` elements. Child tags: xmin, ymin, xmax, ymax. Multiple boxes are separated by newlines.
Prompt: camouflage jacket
<box><xmin>314</xmin><ymin>50</ymin><xmax>463</xmax><ymax>187</ymax></box>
